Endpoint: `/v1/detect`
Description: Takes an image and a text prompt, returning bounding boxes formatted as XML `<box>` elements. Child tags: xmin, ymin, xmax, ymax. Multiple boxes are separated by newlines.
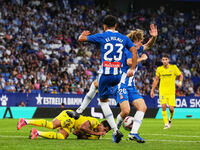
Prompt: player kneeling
<box><xmin>17</xmin><ymin>110</ymin><xmax>111</xmax><ymax>140</ymax></box>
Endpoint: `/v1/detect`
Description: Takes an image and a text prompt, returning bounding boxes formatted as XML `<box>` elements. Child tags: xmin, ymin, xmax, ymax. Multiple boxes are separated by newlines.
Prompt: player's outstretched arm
<box><xmin>137</xmin><ymin>53</ymin><xmax>148</xmax><ymax>63</ymax></box>
<box><xmin>150</xmin><ymin>76</ymin><xmax>159</xmax><ymax>98</ymax></box>
<box><xmin>79</xmin><ymin>121</ymin><xmax>106</xmax><ymax>136</ymax></box>
<box><xmin>127</xmin><ymin>53</ymin><xmax>148</xmax><ymax>66</ymax></box>
<box><xmin>78</xmin><ymin>30</ymin><xmax>91</xmax><ymax>42</ymax></box>
<box><xmin>73</xmin><ymin>130</ymin><xmax>88</xmax><ymax>139</ymax></box>
<box><xmin>143</xmin><ymin>24</ymin><xmax>158</xmax><ymax>50</ymax></box>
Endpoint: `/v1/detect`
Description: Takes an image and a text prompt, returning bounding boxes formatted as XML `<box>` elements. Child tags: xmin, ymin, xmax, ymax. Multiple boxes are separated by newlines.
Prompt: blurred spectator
<box><xmin>0</xmin><ymin>0</ymin><xmax>198</xmax><ymax>96</ymax></box>
<box><xmin>19</xmin><ymin>101</ymin><xmax>26</xmax><ymax>107</ymax></box>
<box><xmin>194</xmin><ymin>86</ymin><xmax>200</xmax><ymax>97</ymax></box>
<box><xmin>61</xmin><ymin>102</ymin><xmax>65</xmax><ymax>108</ymax></box>
<box><xmin>51</xmin><ymin>88</ymin><xmax>58</xmax><ymax>94</ymax></box>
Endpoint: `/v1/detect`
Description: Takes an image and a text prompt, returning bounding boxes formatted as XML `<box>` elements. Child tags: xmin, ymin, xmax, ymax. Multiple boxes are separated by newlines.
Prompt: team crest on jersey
<box><xmin>64</xmin><ymin>119</ymin><xmax>71</xmax><ymax>126</ymax></box>
<box><xmin>120</xmin><ymin>94</ymin><xmax>124</xmax><ymax>100</ymax></box>
<box><xmin>169</xmin><ymin>70</ymin><xmax>172</xmax><ymax>73</ymax></box>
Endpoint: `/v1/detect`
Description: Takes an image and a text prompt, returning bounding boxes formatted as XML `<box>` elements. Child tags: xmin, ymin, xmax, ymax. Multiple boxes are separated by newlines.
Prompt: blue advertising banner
<box><xmin>156</xmin><ymin>108</ymin><xmax>200</xmax><ymax>119</ymax></box>
<box><xmin>0</xmin><ymin>93</ymin><xmax>200</xmax><ymax>108</ymax></box>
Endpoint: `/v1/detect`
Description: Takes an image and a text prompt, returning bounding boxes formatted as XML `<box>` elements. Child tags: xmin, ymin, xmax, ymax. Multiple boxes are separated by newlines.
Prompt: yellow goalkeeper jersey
<box><xmin>74</xmin><ymin>115</ymin><xmax>100</xmax><ymax>132</ymax></box>
<box><xmin>156</xmin><ymin>64</ymin><xmax>181</xmax><ymax>95</ymax></box>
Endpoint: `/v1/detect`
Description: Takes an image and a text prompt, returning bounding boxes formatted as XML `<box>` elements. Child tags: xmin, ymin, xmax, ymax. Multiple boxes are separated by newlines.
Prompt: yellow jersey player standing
<box><xmin>150</xmin><ymin>53</ymin><xmax>183</xmax><ymax>129</ymax></box>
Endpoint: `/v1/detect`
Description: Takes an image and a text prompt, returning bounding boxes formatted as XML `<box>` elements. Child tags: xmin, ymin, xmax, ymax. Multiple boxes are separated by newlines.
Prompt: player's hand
<box><xmin>150</xmin><ymin>90</ymin><xmax>155</xmax><ymax>98</ymax></box>
<box><xmin>97</xmin><ymin>131</ymin><xmax>106</xmax><ymax>136</ymax></box>
<box><xmin>127</xmin><ymin>69</ymin><xmax>135</xmax><ymax>77</ymax></box>
<box><xmin>81</xmin><ymin>30</ymin><xmax>91</xmax><ymax>36</ymax></box>
<box><xmin>149</xmin><ymin>24</ymin><xmax>158</xmax><ymax>37</ymax></box>
<box><xmin>177</xmin><ymin>81</ymin><xmax>182</xmax><ymax>88</ymax></box>
<box><xmin>73</xmin><ymin>130</ymin><xmax>80</xmax><ymax>135</ymax></box>
<box><xmin>141</xmin><ymin>54</ymin><xmax>148</xmax><ymax>61</ymax></box>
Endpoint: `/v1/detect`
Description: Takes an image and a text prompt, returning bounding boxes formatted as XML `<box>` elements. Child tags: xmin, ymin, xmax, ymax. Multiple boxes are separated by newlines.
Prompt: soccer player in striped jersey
<box><xmin>116</xmin><ymin>24</ymin><xmax>158</xmax><ymax>143</ymax></box>
<box><xmin>78</xmin><ymin>15</ymin><xmax>137</xmax><ymax>143</ymax></box>
<box><xmin>150</xmin><ymin>54</ymin><xmax>183</xmax><ymax>129</ymax></box>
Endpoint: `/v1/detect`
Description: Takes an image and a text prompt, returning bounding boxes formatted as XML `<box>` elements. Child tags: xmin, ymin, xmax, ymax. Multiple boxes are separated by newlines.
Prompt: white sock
<box><xmin>25</xmin><ymin>120</ymin><xmax>29</xmax><ymax>124</ymax></box>
<box><xmin>76</xmin><ymin>82</ymin><xmax>97</xmax><ymax>113</ymax></box>
<box><xmin>100</xmin><ymin>101</ymin><xmax>118</xmax><ymax>134</ymax></box>
<box><xmin>37</xmin><ymin>131</ymin><xmax>40</xmax><ymax>135</ymax></box>
<box><xmin>130</xmin><ymin>111</ymin><xmax>145</xmax><ymax>134</ymax></box>
<box><xmin>116</xmin><ymin>114</ymin><xmax>124</xmax><ymax>129</ymax></box>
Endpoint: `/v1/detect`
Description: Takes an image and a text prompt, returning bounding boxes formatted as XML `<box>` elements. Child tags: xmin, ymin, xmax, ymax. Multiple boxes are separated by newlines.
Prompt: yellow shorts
<box><xmin>159</xmin><ymin>95</ymin><xmax>176</xmax><ymax>106</ymax></box>
<box><xmin>55</xmin><ymin>110</ymin><xmax>75</xmax><ymax>134</ymax></box>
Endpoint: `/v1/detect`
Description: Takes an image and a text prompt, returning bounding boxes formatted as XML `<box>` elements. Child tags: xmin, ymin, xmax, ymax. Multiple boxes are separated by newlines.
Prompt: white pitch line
<box><xmin>102</xmin><ymin>138</ymin><xmax>199</xmax><ymax>143</ymax></box>
<box><xmin>1</xmin><ymin>131</ymin><xmax>200</xmax><ymax>138</ymax></box>
<box><xmin>146</xmin><ymin>139</ymin><xmax>200</xmax><ymax>143</ymax></box>
<box><xmin>0</xmin><ymin>135</ymin><xmax>199</xmax><ymax>143</ymax></box>
<box><xmin>143</xmin><ymin>134</ymin><xmax>200</xmax><ymax>138</ymax></box>
<box><xmin>0</xmin><ymin>131</ymin><xmax>27</xmax><ymax>133</ymax></box>
<box><xmin>0</xmin><ymin>135</ymin><xmax>27</xmax><ymax>138</ymax></box>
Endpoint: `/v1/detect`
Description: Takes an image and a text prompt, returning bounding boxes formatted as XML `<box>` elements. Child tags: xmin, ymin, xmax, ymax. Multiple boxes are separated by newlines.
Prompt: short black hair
<box><xmin>162</xmin><ymin>53</ymin><xmax>170</xmax><ymax>59</ymax></box>
<box><xmin>103</xmin><ymin>15</ymin><xmax>117</xmax><ymax>27</ymax></box>
<box><xmin>101</xmin><ymin>120</ymin><xmax>111</xmax><ymax>131</ymax></box>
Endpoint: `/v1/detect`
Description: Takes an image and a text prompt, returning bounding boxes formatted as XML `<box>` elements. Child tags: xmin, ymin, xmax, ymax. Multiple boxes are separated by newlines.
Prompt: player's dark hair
<box><xmin>162</xmin><ymin>53</ymin><xmax>170</xmax><ymax>59</ymax></box>
<box><xmin>103</xmin><ymin>15</ymin><xmax>117</xmax><ymax>27</ymax></box>
<box><xmin>101</xmin><ymin>120</ymin><xmax>111</xmax><ymax>131</ymax></box>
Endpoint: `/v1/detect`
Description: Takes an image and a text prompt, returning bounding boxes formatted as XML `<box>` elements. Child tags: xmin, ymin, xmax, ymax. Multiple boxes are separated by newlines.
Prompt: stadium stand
<box><xmin>0</xmin><ymin>0</ymin><xmax>199</xmax><ymax>96</ymax></box>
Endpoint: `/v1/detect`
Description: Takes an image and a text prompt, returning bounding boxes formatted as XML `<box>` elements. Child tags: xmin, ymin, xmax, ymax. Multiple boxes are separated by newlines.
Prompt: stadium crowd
<box><xmin>0</xmin><ymin>0</ymin><xmax>199</xmax><ymax>96</ymax></box>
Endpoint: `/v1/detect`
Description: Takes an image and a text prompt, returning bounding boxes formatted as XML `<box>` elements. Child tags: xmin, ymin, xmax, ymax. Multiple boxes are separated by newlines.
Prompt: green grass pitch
<box><xmin>0</xmin><ymin>119</ymin><xmax>199</xmax><ymax>150</ymax></box>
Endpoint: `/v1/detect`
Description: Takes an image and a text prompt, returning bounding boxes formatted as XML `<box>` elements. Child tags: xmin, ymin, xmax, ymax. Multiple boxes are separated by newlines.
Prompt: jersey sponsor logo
<box><xmin>103</xmin><ymin>61</ymin><xmax>121</xmax><ymax>68</ymax></box>
<box><xmin>161</xmin><ymin>74</ymin><xmax>172</xmax><ymax>76</ymax></box>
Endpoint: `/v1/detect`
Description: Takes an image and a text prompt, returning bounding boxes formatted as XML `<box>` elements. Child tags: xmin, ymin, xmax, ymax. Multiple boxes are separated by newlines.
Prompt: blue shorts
<box><xmin>116</xmin><ymin>83</ymin><xmax>143</xmax><ymax>104</ymax></box>
<box><xmin>98</xmin><ymin>74</ymin><xmax>121</xmax><ymax>100</ymax></box>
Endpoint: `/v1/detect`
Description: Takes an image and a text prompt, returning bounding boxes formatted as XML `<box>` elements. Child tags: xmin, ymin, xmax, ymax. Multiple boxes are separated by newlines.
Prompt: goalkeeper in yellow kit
<box><xmin>150</xmin><ymin>54</ymin><xmax>183</xmax><ymax>129</ymax></box>
<box><xmin>17</xmin><ymin>110</ymin><xmax>111</xmax><ymax>140</ymax></box>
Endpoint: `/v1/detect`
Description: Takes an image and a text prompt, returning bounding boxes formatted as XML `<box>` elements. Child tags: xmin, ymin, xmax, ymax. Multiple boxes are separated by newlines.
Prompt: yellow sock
<box><xmin>39</xmin><ymin>131</ymin><xmax>65</xmax><ymax>139</ymax></box>
<box><xmin>27</xmin><ymin>119</ymin><xmax>53</xmax><ymax>129</ymax></box>
<box><xmin>169</xmin><ymin>111</ymin><xmax>174</xmax><ymax>120</ymax></box>
<box><xmin>162</xmin><ymin>110</ymin><xmax>168</xmax><ymax>125</ymax></box>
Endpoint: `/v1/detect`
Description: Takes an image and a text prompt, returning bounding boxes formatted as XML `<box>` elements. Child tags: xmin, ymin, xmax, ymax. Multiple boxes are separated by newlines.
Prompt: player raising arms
<box><xmin>116</xmin><ymin>25</ymin><xmax>158</xmax><ymax>143</ymax></box>
<box><xmin>150</xmin><ymin>54</ymin><xmax>183</xmax><ymax>129</ymax></box>
<box><xmin>17</xmin><ymin>110</ymin><xmax>111</xmax><ymax>140</ymax></box>
<box><xmin>78</xmin><ymin>15</ymin><xmax>138</xmax><ymax>143</ymax></box>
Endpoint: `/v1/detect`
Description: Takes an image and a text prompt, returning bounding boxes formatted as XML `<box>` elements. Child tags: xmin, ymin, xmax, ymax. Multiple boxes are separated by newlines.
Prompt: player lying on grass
<box><xmin>17</xmin><ymin>110</ymin><xmax>111</xmax><ymax>140</ymax></box>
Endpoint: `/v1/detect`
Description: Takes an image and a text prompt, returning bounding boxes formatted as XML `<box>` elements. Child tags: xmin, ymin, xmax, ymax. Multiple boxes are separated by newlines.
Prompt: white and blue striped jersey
<box><xmin>87</xmin><ymin>30</ymin><xmax>135</xmax><ymax>75</ymax></box>
<box><xmin>120</xmin><ymin>46</ymin><xmax>144</xmax><ymax>87</ymax></box>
